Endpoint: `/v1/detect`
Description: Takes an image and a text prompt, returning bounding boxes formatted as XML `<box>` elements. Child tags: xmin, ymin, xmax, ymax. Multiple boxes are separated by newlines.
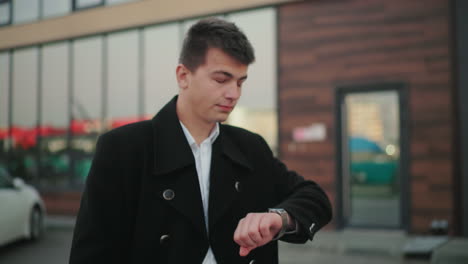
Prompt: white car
<box><xmin>0</xmin><ymin>167</ymin><xmax>46</xmax><ymax>246</ymax></box>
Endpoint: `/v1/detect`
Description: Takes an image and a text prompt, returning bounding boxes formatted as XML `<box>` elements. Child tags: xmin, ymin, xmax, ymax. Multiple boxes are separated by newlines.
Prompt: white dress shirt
<box><xmin>180</xmin><ymin>121</ymin><xmax>220</xmax><ymax>264</ymax></box>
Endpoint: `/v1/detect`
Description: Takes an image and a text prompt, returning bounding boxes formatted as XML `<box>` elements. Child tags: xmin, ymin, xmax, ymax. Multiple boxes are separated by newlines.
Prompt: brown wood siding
<box><xmin>278</xmin><ymin>0</ymin><xmax>454</xmax><ymax>233</ymax></box>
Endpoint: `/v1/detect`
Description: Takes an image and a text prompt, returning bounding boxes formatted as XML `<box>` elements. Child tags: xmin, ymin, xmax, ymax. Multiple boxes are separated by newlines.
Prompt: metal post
<box><xmin>138</xmin><ymin>28</ymin><xmax>145</xmax><ymax>118</ymax></box>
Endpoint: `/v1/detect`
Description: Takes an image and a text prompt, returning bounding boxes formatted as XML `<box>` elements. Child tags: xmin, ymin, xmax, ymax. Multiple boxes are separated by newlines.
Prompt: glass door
<box><xmin>341</xmin><ymin>90</ymin><xmax>402</xmax><ymax>228</ymax></box>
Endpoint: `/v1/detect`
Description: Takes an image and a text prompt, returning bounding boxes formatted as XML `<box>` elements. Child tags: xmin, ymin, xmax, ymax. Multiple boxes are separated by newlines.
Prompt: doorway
<box><xmin>336</xmin><ymin>83</ymin><xmax>408</xmax><ymax>229</ymax></box>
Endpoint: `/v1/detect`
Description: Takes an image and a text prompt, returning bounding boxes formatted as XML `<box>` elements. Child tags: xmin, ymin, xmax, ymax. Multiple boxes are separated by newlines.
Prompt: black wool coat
<box><xmin>69</xmin><ymin>96</ymin><xmax>332</xmax><ymax>264</ymax></box>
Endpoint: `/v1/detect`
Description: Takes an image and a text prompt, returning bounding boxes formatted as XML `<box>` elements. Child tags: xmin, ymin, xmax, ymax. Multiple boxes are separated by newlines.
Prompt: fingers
<box><xmin>244</xmin><ymin>213</ymin><xmax>264</xmax><ymax>245</ymax></box>
<box><xmin>234</xmin><ymin>214</ymin><xmax>259</xmax><ymax>248</ymax></box>
<box><xmin>258</xmin><ymin>216</ymin><xmax>273</xmax><ymax>240</ymax></box>
<box><xmin>234</xmin><ymin>213</ymin><xmax>283</xmax><ymax>257</ymax></box>
<box><xmin>239</xmin><ymin>246</ymin><xmax>253</xmax><ymax>257</ymax></box>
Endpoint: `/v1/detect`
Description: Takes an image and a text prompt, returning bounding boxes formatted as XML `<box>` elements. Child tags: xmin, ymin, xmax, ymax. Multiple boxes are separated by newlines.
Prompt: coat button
<box><xmin>163</xmin><ymin>189</ymin><xmax>175</xmax><ymax>200</ymax></box>
<box><xmin>235</xmin><ymin>181</ymin><xmax>241</xmax><ymax>192</ymax></box>
<box><xmin>309</xmin><ymin>223</ymin><xmax>316</xmax><ymax>233</ymax></box>
<box><xmin>160</xmin><ymin>234</ymin><xmax>170</xmax><ymax>244</ymax></box>
<box><xmin>249</xmin><ymin>260</ymin><xmax>256</xmax><ymax>264</ymax></box>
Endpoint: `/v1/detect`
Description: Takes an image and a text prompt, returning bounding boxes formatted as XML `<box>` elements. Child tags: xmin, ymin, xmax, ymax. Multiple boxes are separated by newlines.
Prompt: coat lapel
<box><xmin>208</xmin><ymin>128</ymin><xmax>253</xmax><ymax>232</ymax></box>
<box><xmin>151</xmin><ymin>96</ymin><xmax>207</xmax><ymax>237</ymax></box>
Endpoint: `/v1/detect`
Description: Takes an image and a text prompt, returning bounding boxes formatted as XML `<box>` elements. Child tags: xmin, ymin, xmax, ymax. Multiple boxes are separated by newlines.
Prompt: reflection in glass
<box><xmin>226</xmin><ymin>107</ymin><xmax>278</xmax><ymax>155</ymax></box>
<box><xmin>0</xmin><ymin>52</ymin><xmax>9</xmax><ymax>168</ymax></box>
<box><xmin>13</xmin><ymin>0</ymin><xmax>39</xmax><ymax>24</ymax></box>
<box><xmin>11</xmin><ymin>48</ymin><xmax>39</xmax><ymax>182</ymax></box>
<box><xmin>106</xmin><ymin>0</ymin><xmax>137</xmax><ymax>6</ymax></box>
<box><xmin>345</xmin><ymin>90</ymin><xmax>400</xmax><ymax>227</ymax></box>
<box><xmin>40</xmin><ymin>42</ymin><xmax>69</xmax><ymax>187</ymax></box>
<box><xmin>0</xmin><ymin>1</ymin><xmax>11</xmax><ymax>25</ymax></box>
<box><xmin>43</xmin><ymin>0</ymin><xmax>71</xmax><ymax>18</ymax></box>
<box><xmin>72</xmin><ymin>37</ymin><xmax>103</xmax><ymax>183</ymax></box>
<box><xmin>144</xmin><ymin>23</ymin><xmax>179</xmax><ymax>115</ymax></box>
<box><xmin>107</xmin><ymin>30</ymin><xmax>139</xmax><ymax>127</ymax></box>
<box><xmin>74</xmin><ymin>0</ymin><xmax>103</xmax><ymax>10</ymax></box>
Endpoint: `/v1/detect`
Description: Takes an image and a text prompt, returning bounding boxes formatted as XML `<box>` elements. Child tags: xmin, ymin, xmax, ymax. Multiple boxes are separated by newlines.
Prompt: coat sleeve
<box><xmin>69</xmin><ymin>133</ymin><xmax>131</xmax><ymax>264</ymax></box>
<box><xmin>256</xmin><ymin>135</ymin><xmax>332</xmax><ymax>244</ymax></box>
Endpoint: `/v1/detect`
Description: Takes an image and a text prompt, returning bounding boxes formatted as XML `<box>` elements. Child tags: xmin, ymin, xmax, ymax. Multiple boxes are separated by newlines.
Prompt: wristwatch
<box><xmin>268</xmin><ymin>208</ymin><xmax>289</xmax><ymax>240</ymax></box>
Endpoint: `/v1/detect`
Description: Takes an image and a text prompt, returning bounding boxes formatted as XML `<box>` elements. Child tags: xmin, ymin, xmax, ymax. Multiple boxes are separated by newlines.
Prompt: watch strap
<box><xmin>268</xmin><ymin>208</ymin><xmax>289</xmax><ymax>240</ymax></box>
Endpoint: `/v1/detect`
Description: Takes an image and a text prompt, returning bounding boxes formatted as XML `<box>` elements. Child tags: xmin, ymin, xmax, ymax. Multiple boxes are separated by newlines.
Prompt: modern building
<box><xmin>0</xmin><ymin>0</ymin><xmax>466</xmax><ymax>237</ymax></box>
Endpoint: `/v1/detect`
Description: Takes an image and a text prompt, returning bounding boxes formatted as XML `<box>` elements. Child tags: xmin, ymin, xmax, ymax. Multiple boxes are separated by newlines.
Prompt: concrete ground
<box><xmin>0</xmin><ymin>216</ymin><xmax>465</xmax><ymax>264</ymax></box>
<box><xmin>0</xmin><ymin>229</ymin><xmax>72</xmax><ymax>264</ymax></box>
<box><xmin>0</xmin><ymin>229</ymin><xmax>428</xmax><ymax>264</ymax></box>
<box><xmin>279</xmin><ymin>242</ymin><xmax>429</xmax><ymax>264</ymax></box>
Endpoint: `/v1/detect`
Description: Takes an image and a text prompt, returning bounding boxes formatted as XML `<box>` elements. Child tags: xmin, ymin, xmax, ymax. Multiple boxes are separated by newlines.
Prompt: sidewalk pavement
<box><xmin>45</xmin><ymin>215</ymin><xmax>77</xmax><ymax>231</ymax></box>
<box><xmin>45</xmin><ymin>215</ymin><xmax>468</xmax><ymax>264</ymax></box>
<box><xmin>285</xmin><ymin>229</ymin><xmax>468</xmax><ymax>264</ymax></box>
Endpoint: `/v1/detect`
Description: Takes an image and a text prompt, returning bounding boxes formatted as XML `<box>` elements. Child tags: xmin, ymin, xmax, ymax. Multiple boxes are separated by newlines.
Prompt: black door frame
<box><xmin>454</xmin><ymin>0</ymin><xmax>468</xmax><ymax>237</ymax></box>
<box><xmin>335</xmin><ymin>82</ymin><xmax>410</xmax><ymax>231</ymax></box>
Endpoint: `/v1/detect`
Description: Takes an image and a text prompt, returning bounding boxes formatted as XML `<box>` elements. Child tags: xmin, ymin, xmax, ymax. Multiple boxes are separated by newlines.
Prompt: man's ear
<box><xmin>176</xmin><ymin>64</ymin><xmax>190</xmax><ymax>90</ymax></box>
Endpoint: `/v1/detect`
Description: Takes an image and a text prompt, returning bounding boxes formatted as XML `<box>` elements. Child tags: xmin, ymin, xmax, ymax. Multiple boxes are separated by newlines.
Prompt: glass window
<box><xmin>107</xmin><ymin>30</ymin><xmax>139</xmax><ymax>128</ymax></box>
<box><xmin>12</xmin><ymin>48</ymin><xmax>38</xmax><ymax>127</ymax></box>
<box><xmin>227</xmin><ymin>8</ymin><xmax>277</xmax><ymax>110</ymax></box>
<box><xmin>73</xmin><ymin>0</ymin><xmax>104</xmax><ymax>10</ymax></box>
<box><xmin>144</xmin><ymin>23</ymin><xmax>180</xmax><ymax>115</ymax></box>
<box><xmin>0</xmin><ymin>52</ymin><xmax>9</xmax><ymax>165</ymax></box>
<box><xmin>13</xmin><ymin>0</ymin><xmax>39</xmax><ymax>24</ymax></box>
<box><xmin>105</xmin><ymin>0</ymin><xmax>137</xmax><ymax>6</ymax></box>
<box><xmin>73</xmin><ymin>36</ymin><xmax>103</xmax><ymax>124</ymax></box>
<box><xmin>42</xmin><ymin>43</ymin><xmax>68</xmax><ymax>127</ymax></box>
<box><xmin>40</xmin><ymin>42</ymin><xmax>69</xmax><ymax>187</ymax></box>
<box><xmin>43</xmin><ymin>0</ymin><xmax>71</xmax><ymax>19</ymax></box>
<box><xmin>11</xmin><ymin>47</ymin><xmax>39</xmax><ymax>182</ymax></box>
<box><xmin>0</xmin><ymin>52</ymin><xmax>9</xmax><ymax>131</ymax></box>
<box><xmin>72</xmin><ymin>36</ymin><xmax>103</xmax><ymax>183</ymax></box>
<box><xmin>0</xmin><ymin>1</ymin><xmax>12</xmax><ymax>26</ymax></box>
<box><xmin>226</xmin><ymin>8</ymin><xmax>278</xmax><ymax>153</ymax></box>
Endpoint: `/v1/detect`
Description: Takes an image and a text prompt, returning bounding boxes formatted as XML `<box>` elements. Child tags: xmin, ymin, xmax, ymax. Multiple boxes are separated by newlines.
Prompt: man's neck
<box><xmin>177</xmin><ymin>101</ymin><xmax>215</xmax><ymax>145</ymax></box>
<box><xmin>180</xmin><ymin>119</ymin><xmax>215</xmax><ymax>146</ymax></box>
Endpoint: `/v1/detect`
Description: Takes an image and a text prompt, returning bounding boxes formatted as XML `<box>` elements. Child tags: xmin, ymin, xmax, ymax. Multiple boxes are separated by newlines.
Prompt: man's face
<box><xmin>178</xmin><ymin>48</ymin><xmax>248</xmax><ymax>125</ymax></box>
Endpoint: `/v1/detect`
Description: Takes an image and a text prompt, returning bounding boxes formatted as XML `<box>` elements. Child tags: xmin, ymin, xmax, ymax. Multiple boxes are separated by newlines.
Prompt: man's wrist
<box><xmin>268</xmin><ymin>208</ymin><xmax>290</xmax><ymax>240</ymax></box>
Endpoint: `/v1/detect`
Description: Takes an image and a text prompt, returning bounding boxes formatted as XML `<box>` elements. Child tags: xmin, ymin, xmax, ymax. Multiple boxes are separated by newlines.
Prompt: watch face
<box><xmin>269</xmin><ymin>208</ymin><xmax>286</xmax><ymax>214</ymax></box>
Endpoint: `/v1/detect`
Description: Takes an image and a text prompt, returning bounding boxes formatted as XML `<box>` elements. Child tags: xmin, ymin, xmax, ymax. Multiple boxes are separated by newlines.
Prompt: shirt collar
<box><xmin>179</xmin><ymin>122</ymin><xmax>220</xmax><ymax>147</ymax></box>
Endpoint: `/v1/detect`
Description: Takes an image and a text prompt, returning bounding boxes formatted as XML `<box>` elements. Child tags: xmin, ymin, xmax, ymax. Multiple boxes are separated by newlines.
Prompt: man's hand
<box><xmin>233</xmin><ymin>213</ymin><xmax>282</xmax><ymax>257</ymax></box>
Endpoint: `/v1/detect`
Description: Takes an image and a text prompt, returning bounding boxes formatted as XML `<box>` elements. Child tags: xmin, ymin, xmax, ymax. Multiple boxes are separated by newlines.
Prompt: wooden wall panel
<box><xmin>278</xmin><ymin>0</ymin><xmax>454</xmax><ymax>233</ymax></box>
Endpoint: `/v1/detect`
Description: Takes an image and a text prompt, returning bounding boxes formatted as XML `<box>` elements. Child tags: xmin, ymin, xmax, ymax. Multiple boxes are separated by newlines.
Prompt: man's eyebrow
<box><xmin>212</xmin><ymin>70</ymin><xmax>248</xmax><ymax>80</ymax></box>
<box><xmin>212</xmin><ymin>71</ymin><xmax>233</xmax><ymax>78</ymax></box>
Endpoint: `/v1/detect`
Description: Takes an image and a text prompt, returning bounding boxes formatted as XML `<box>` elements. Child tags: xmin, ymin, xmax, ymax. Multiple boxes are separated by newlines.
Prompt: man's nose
<box><xmin>225</xmin><ymin>82</ymin><xmax>241</xmax><ymax>100</ymax></box>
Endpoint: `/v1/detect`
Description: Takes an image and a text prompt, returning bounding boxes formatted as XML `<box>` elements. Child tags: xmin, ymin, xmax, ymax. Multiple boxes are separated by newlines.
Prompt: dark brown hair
<box><xmin>179</xmin><ymin>17</ymin><xmax>255</xmax><ymax>71</ymax></box>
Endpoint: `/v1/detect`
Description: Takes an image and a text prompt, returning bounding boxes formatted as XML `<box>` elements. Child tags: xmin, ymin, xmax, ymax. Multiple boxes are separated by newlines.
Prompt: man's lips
<box><xmin>216</xmin><ymin>104</ymin><xmax>234</xmax><ymax>111</ymax></box>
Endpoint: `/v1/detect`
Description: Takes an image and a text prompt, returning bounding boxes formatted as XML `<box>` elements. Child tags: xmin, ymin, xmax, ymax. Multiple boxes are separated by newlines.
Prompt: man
<box><xmin>70</xmin><ymin>18</ymin><xmax>332</xmax><ymax>264</ymax></box>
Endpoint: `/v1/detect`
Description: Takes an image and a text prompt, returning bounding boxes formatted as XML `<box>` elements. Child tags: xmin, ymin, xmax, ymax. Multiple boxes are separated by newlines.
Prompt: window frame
<box><xmin>0</xmin><ymin>0</ymin><xmax>12</xmax><ymax>27</ymax></box>
<box><xmin>72</xmin><ymin>0</ymin><xmax>105</xmax><ymax>11</ymax></box>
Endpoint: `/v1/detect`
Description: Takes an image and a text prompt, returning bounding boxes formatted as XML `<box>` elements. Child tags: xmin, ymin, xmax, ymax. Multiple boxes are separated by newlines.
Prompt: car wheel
<box><xmin>29</xmin><ymin>206</ymin><xmax>44</xmax><ymax>241</ymax></box>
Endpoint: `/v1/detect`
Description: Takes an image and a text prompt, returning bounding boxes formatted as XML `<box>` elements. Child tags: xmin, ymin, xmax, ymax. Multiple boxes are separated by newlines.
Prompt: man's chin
<box><xmin>214</xmin><ymin>113</ymin><xmax>230</xmax><ymax>123</ymax></box>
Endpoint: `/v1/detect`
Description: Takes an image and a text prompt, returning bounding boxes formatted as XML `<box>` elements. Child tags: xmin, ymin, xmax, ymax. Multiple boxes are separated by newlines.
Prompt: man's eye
<box><xmin>215</xmin><ymin>79</ymin><xmax>226</xmax><ymax>83</ymax></box>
